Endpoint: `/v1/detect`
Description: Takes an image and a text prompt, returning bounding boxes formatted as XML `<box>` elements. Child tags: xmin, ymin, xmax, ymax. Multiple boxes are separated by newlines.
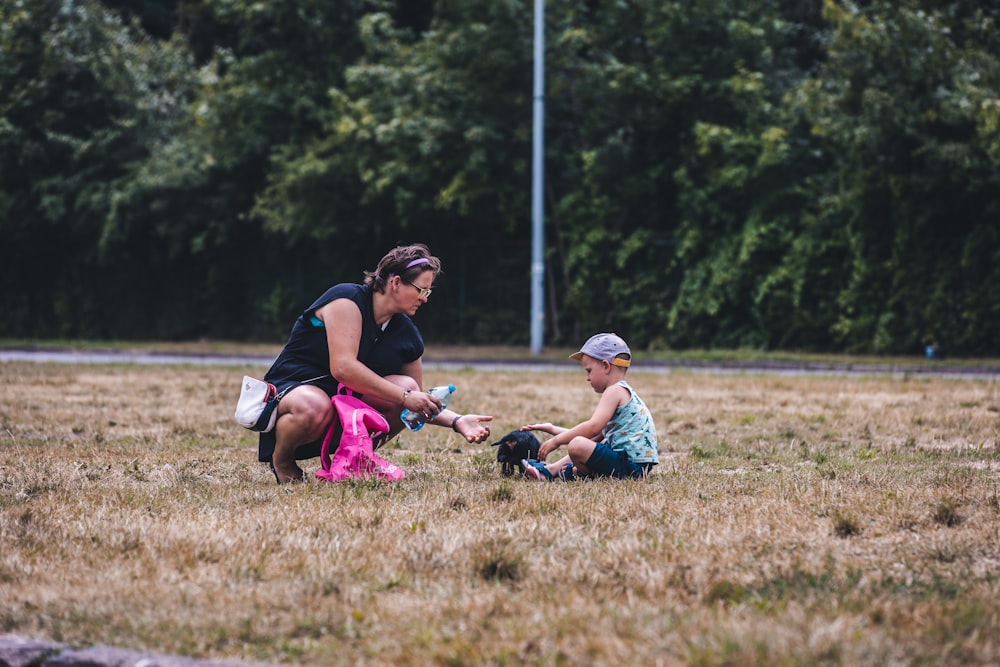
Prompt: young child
<box><xmin>520</xmin><ymin>333</ymin><xmax>658</xmax><ymax>481</ymax></box>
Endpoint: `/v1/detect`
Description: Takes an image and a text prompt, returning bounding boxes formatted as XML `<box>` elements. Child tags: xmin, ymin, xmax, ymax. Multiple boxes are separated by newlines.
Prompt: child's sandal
<box><xmin>522</xmin><ymin>459</ymin><xmax>554</xmax><ymax>481</ymax></box>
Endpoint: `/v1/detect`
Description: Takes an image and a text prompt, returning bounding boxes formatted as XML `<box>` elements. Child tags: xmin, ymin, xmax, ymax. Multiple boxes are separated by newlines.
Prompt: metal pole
<box><xmin>530</xmin><ymin>0</ymin><xmax>545</xmax><ymax>355</ymax></box>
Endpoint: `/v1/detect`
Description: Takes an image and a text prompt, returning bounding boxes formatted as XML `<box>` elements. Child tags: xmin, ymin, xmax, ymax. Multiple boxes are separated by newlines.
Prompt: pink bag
<box><xmin>315</xmin><ymin>393</ymin><xmax>404</xmax><ymax>482</ymax></box>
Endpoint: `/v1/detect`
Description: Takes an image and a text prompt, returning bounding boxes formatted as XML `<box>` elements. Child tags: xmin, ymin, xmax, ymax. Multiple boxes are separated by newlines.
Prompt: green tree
<box><xmin>793</xmin><ymin>0</ymin><xmax>1000</xmax><ymax>353</ymax></box>
<box><xmin>253</xmin><ymin>1</ymin><xmax>536</xmax><ymax>343</ymax></box>
<box><xmin>666</xmin><ymin>2</ymin><xmax>834</xmax><ymax>350</ymax></box>
<box><xmin>0</xmin><ymin>0</ymin><xmax>193</xmax><ymax>337</ymax></box>
<box><xmin>544</xmin><ymin>0</ymin><xmax>823</xmax><ymax>349</ymax></box>
<box><xmin>5</xmin><ymin>0</ymin><xmax>999</xmax><ymax>354</ymax></box>
<box><xmin>100</xmin><ymin>0</ymin><xmax>375</xmax><ymax>339</ymax></box>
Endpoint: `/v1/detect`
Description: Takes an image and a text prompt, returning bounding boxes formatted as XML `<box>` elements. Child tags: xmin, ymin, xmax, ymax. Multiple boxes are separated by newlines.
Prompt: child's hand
<box><xmin>520</xmin><ymin>423</ymin><xmax>554</xmax><ymax>434</ymax></box>
<box><xmin>537</xmin><ymin>439</ymin><xmax>559</xmax><ymax>460</ymax></box>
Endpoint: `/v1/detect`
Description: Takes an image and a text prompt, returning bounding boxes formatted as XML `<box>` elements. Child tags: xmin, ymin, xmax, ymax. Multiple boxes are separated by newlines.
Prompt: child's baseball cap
<box><xmin>570</xmin><ymin>333</ymin><xmax>631</xmax><ymax>367</ymax></box>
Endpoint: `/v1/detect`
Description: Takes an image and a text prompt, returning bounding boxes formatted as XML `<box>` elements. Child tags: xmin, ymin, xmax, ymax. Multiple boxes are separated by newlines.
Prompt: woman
<box><xmin>260</xmin><ymin>243</ymin><xmax>493</xmax><ymax>483</ymax></box>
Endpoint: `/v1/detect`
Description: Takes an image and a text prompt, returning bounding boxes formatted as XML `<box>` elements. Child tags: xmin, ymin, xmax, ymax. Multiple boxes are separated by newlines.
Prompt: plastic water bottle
<box><xmin>400</xmin><ymin>384</ymin><xmax>456</xmax><ymax>432</ymax></box>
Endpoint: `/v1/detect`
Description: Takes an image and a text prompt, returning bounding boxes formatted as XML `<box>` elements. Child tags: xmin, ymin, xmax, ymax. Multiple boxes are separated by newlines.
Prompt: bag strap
<box><xmin>319</xmin><ymin>393</ymin><xmax>356</xmax><ymax>471</ymax></box>
<box><xmin>274</xmin><ymin>374</ymin><xmax>329</xmax><ymax>402</ymax></box>
<box><xmin>319</xmin><ymin>394</ymin><xmax>356</xmax><ymax>472</ymax></box>
<box><xmin>319</xmin><ymin>394</ymin><xmax>389</xmax><ymax>472</ymax></box>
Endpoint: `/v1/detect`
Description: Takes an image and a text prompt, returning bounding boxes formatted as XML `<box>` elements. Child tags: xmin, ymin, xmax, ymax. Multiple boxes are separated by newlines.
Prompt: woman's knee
<box><xmin>283</xmin><ymin>388</ymin><xmax>333</xmax><ymax>428</ymax></box>
<box><xmin>385</xmin><ymin>374</ymin><xmax>419</xmax><ymax>392</ymax></box>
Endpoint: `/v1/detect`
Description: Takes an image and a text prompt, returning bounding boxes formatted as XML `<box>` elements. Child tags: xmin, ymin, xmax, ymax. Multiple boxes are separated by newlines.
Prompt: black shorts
<box><xmin>585</xmin><ymin>442</ymin><xmax>656</xmax><ymax>479</ymax></box>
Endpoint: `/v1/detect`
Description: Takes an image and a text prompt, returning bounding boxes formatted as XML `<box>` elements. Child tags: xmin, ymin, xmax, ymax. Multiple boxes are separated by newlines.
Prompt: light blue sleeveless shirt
<box><xmin>603</xmin><ymin>380</ymin><xmax>659</xmax><ymax>464</ymax></box>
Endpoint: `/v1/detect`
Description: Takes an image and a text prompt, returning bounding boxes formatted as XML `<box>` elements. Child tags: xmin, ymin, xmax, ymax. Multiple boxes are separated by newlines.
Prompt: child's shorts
<box><xmin>585</xmin><ymin>442</ymin><xmax>656</xmax><ymax>479</ymax></box>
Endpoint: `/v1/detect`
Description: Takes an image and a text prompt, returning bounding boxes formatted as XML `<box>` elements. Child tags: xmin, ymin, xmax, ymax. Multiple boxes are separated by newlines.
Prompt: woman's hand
<box><xmin>452</xmin><ymin>414</ymin><xmax>494</xmax><ymax>444</ymax></box>
<box><xmin>404</xmin><ymin>389</ymin><xmax>444</xmax><ymax>420</ymax></box>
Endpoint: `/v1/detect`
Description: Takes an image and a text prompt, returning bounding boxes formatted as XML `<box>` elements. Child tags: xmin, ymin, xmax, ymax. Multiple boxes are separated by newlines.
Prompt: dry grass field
<box><xmin>1</xmin><ymin>358</ymin><xmax>998</xmax><ymax>666</ymax></box>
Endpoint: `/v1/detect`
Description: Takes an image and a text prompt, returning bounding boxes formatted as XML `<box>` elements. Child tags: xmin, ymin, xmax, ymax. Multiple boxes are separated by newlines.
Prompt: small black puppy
<box><xmin>491</xmin><ymin>430</ymin><xmax>541</xmax><ymax>476</ymax></box>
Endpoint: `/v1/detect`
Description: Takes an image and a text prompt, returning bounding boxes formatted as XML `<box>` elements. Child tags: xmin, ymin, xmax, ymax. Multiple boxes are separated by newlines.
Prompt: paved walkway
<box><xmin>2</xmin><ymin>347</ymin><xmax>998</xmax><ymax>378</ymax></box>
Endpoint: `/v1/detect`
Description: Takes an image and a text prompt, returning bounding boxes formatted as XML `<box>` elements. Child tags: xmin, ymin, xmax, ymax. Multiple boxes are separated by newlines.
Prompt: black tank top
<box><xmin>263</xmin><ymin>283</ymin><xmax>424</xmax><ymax>395</ymax></box>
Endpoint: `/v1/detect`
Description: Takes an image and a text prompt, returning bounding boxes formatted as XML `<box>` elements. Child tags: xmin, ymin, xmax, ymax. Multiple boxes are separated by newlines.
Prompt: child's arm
<box><xmin>520</xmin><ymin>423</ymin><xmax>566</xmax><ymax>436</ymax></box>
<box><xmin>536</xmin><ymin>385</ymin><xmax>630</xmax><ymax>460</ymax></box>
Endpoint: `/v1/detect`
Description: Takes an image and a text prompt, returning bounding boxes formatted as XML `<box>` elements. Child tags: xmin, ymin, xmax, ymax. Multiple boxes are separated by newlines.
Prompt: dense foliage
<box><xmin>2</xmin><ymin>0</ymin><xmax>998</xmax><ymax>354</ymax></box>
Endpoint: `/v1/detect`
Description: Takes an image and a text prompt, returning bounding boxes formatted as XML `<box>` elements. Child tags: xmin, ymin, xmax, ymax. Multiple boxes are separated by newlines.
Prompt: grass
<box><xmin>1</xmin><ymin>355</ymin><xmax>999</xmax><ymax>666</ymax></box>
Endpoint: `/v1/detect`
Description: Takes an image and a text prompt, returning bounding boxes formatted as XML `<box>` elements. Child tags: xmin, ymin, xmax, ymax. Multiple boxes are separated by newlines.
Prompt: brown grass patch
<box><xmin>1</xmin><ymin>360</ymin><xmax>999</xmax><ymax>665</ymax></box>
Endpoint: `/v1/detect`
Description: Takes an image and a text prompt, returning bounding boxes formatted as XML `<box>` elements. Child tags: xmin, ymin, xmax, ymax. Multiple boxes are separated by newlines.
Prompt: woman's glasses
<box><xmin>403</xmin><ymin>280</ymin><xmax>433</xmax><ymax>299</ymax></box>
